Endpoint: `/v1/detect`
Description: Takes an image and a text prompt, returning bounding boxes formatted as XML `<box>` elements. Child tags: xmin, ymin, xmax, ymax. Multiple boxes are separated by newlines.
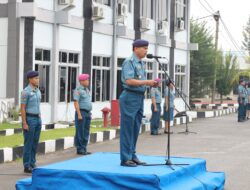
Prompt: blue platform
<box><xmin>16</xmin><ymin>152</ymin><xmax>225</xmax><ymax>190</ymax></box>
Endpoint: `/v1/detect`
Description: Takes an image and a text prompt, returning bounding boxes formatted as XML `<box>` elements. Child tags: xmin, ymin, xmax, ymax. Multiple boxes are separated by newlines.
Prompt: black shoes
<box><xmin>77</xmin><ymin>151</ymin><xmax>91</xmax><ymax>155</ymax></box>
<box><xmin>121</xmin><ymin>159</ymin><xmax>147</xmax><ymax>167</ymax></box>
<box><xmin>132</xmin><ymin>158</ymin><xmax>147</xmax><ymax>165</ymax></box>
<box><xmin>164</xmin><ymin>130</ymin><xmax>173</xmax><ymax>134</ymax></box>
<box><xmin>120</xmin><ymin>160</ymin><xmax>137</xmax><ymax>167</ymax></box>
<box><xmin>24</xmin><ymin>167</ymin><xmax>33</xmax><ymax>173</ymax></box>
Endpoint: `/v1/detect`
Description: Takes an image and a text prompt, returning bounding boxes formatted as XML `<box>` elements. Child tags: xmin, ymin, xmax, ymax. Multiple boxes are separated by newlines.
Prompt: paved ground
<box><xmin>0</xmin><ymin>113</ymin><xmax>250</xmax><ymax>190</ymax></box>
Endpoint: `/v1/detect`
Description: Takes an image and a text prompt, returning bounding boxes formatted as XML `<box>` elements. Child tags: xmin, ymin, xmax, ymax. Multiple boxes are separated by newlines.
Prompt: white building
<box><xmin>0</xmin><ymin>0</ymin><xmax>197</xmax><ymax>124</ymax></box>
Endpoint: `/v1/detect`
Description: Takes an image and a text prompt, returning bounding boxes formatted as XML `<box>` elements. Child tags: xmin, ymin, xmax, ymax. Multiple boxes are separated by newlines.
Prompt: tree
<box><xmin>190</xmin><ymin>21</ymin><xmax>216</xmax><ymax>98</ymax></box>
<box><xmin>216</xmin><ymin>52</ymin><xmax>239</xmax><ymax>103</ymax></box>
<box><xmin>242</xmin><ymin>15</ymin><xmax>250</xmax><ymax>56</ymax></box>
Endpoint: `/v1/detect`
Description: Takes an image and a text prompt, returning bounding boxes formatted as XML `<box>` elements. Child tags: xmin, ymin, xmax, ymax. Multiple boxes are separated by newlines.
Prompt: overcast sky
<box><xmin>190</xmin><ymin>0</ymin><xmax>250</xmax><ymax>55</ymax></box>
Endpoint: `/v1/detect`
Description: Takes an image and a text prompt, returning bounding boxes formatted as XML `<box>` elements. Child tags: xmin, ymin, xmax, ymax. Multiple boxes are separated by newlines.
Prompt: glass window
<box><xmin>43</xmin><ymin>50</ymin><xmax>51</xmax><ymax>61</ymax></box>
<box><xmin>92</xmin><ymin>69</ymin><xmax>101</xmax><ymax>102</ymax></box>
<box><xmin>74</xmin><ymin>54</ymin><xmax>79</xmax><ymax>64</ymax></box>
<box><xmin>102</xmin><ymin>70</ymin><xmax>110</xmax><ymax>101</ymax></box>
<box><xmin>158</xmin><ymin>0</ymin><xmax>168</xmax><ymax>21</ymax></box>
<box><xmin>140</xmin><ymin>0</ymin><xmax>154</xmax><ymax>19</ymax></box>
<box><xmin>67</xmin><ymin>67</ymin><xmax>77</xmax><ymax>102</ymax></box>
<box><xmin>58</xmin><ymin>51</ymin><xmax>79</xmax><ymax>102</ymax></box>
<box><xmin>175</xmin><ymin>64</ymin><xmax>186</xmax><ymax>97</ymax></box>
<box><xmin>92</xmin><ymin>56</ymin><xmax>111</xmax><ymax>102</ymax></box>
<box><xmin>94</xmin><ymin>0</ymin><xmax>111</xmax><ymax>6</ymax></box>
<box><xmin>35</xmin><ymin>49</ymin><xmax>42</xmax><ymax>61</ymax></box>
<box><xmin>116</xmin><ymin>58</ymin><xmax>125</xmax><ymax>98</ymax></box>
<box><xmin>59</xmin><ymin>67</ymin><xmax>67</xmax><ymax>102</ymax></box>
<box><xmin>175</xmin><ymin>0</ymin><xmax>186</xmax><ymax>28</ymax></box>
<box><xmin>59</xmin><ymin>51</ymin><xmax>67</xmax><ymax>63</ymax></box>
<box><xmin>35</xmin><ymin>48</ymin><xmax>51</xmax><ymax>102</ymax></box>
<box><xmin>93</xmin><ymin>56</ymin><xmax>101</xmax><ymax>66</ymax></box>
<box><xmin>69</xmin><ymin>53</ymin><xmax>74</xmax><ymax>63</ymax></box>
<box><xmin>103</xmin><ymin>57</ymin><xmax>110</xmax><ymax>67</ymax></box>
<box><xmin>35</xmin><ymin>64</ymin><xmax>50</xmax><ymax>102</ymax></box>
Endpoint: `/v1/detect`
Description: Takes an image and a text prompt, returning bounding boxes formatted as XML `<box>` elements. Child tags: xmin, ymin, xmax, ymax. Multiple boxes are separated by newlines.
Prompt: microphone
<box><xmin>146</xmin><ymin>54</ymin><xmax>166</xmax><ymax>59</ymax></box>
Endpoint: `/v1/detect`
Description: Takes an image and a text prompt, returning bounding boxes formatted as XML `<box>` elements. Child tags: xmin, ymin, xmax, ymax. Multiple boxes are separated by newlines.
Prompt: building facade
<box><xmin>0</xmin><ymin>0</ymin><xmax>196</xmax><ymax>124</ymax></box>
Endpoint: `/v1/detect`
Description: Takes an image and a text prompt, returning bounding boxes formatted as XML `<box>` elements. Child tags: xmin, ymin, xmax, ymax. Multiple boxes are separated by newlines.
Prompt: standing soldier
<box><xmin>120</xmin><ymin>39</ymin><xmax>157</xmax><ymax>167</ymax></box>
<box><xmin>163</xmin><ymin>81</ymin><xmax>175</xmax><ymax>133</ymax></box>
<box><xmin>21</xmin><ymin>71</ymin><xmax>42</xmax><ymax>173</ymax></box>
<box><xmin>247</xmin><ymin>82</ymin><xmax>250</xmax><ymax>119</ymax></box>
<box><xmin>150</xmin><ymin>78</ymin><xmax>162</xmax><ymax>135</ymax></box>
<box><xmin>73</xmin><ymin>74</ymin><xmax>92</xmax><ymax>155</ymax></box>
<box><xmin>238</xmin><ymin>80</ymin><xmax>245</xmax><ymax>122</ymax></box>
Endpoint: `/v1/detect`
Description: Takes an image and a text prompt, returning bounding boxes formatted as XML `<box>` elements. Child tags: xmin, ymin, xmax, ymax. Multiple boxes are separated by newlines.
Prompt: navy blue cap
<box><xmin>132</xmin><ymin>39</ymin><xmax>149</xmax><ymax>47</ymax></box>
<box><xmin>27</xmin><ymin>70</ymin><xmax>39</xmax><ymax>79</ymax></box>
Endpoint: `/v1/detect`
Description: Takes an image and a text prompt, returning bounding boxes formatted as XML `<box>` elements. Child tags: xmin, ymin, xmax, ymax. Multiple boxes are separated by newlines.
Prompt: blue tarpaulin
<box><xmin>16</xmin><ymin>152</ymin><xmax>225</xmax><ymax>190</ymax></box>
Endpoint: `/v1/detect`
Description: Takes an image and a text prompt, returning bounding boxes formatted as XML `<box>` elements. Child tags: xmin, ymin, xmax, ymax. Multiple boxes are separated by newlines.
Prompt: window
<box><xmin>118</xmin><ymin>0</ymin><xmax>132</xmax><ymax>12</ymax></box>
<box><xmin>58</xmin><ymin>51</ymin><xmax>79</xmax><ymax>102</ymax></box>
<box><xmin>175</xmin><ymin>0</ymin><xmax>186</xmax><ymax>28</ymax></box>
<box><xmin>145</xmin><ymin>61</ymin><xmax>153</xmax><ymax>99</ymax></box>
<box><xmin>175</xmin><ymin>64</ymin><xmax>185</xmax><ymax>97</ymax></box>
<box><xmin>158</xmin><ymin>0</ymin><xmax>168</xmax><ymax>21</ymax></box>
<box><xmin>92</xmin><ymin>56</ymin><xmax>111</xmax><ymax>102</ymax></box>
<box><xmin>35</xmin><ymin>48</ymin><xmax>51</xmax><ymax>103</ymax></box>
<box><xmin>158</xmin><ymin>62</ymin><xmax>169</xmax><ymax>97</ymax></box>
<box><xmin>94</xmin><ymin>0</ymin><xmax>111</xmax><ymax>6</ymax></box>
<box><xmin>140</xmin><ymin>0</ymin><xmax>154</xmax><ymax>19</ymax></box>
<box><xmin>116</xmin><ymin>58</ymin><xmax>125</xmax><ymax>98</ymax></box>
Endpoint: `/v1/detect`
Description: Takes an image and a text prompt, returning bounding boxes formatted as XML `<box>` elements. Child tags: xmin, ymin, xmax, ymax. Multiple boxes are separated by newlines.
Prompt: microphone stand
<box><xmin>144</xmin><ymin>57</ymin><xmax>191</xmax><ymax>169</ymax></box>
<box><xmin>177</xmin><ymin>91</ymin><xmax>197</xmax><ymax>135</ymax></box>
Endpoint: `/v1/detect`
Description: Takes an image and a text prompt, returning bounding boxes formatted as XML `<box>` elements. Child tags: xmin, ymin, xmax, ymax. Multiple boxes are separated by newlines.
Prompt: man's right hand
<box><xmin>154</xmin><ymin>107</ymin><xmax>158</xmax><ymax>112</ymax></box>
<box><xmin>23</xmin><ymin>123</ymin><xmax>29</xmax><ymax>131</ymax></box>
<box><xmin>146</xmin><ymin>80</ymin><xmax>157</xmax><ymax>87</ymax></box>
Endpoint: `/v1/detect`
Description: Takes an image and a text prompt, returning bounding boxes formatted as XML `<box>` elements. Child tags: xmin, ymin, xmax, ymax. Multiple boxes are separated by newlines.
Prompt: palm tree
<box><xmin>216</xmin><ymin>53</ymin><xmax>239</xmax><ymax>103</ymax></box>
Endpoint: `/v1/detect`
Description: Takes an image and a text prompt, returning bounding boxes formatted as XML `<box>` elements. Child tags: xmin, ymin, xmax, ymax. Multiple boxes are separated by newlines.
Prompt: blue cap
<box><xmin>132</xmin><ymin>39</ymin><xmax>149</xmax><ymax>47</ymax></box>
<box><xmin>27</xmin><ymin>70</ymin><xmax>39</xmax><ymax>79</ymax></box>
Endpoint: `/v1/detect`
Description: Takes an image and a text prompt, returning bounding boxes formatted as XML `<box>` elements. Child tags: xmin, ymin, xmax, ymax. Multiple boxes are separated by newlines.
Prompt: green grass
<box><xmin>0</xmin><ymin>119</ymin><xmax>106</xmax><ymax>131</ymax></box>
<box><xmin>91</xmin><ymin>119</ymin><xmax>103</xmax><ymax>126</ymax></box>
<box><xmin>0</xmin><ymin>123</ymin><xmax>21</xmax><ymax>130</ymax></box>
<box><xmin>0</xmin><ymin>127</ymin><xmax>115</xmax><ymax>148</ymax></box>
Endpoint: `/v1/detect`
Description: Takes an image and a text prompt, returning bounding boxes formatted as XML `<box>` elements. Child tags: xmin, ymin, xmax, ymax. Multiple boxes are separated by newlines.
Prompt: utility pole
<box><xmin>211</xmin><ymin>11</ymin><xmax>220</xmax><ymax>103</ymax></box>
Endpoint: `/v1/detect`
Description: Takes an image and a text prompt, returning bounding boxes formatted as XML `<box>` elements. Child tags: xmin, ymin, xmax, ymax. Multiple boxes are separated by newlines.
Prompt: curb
<box><xmin>0</xmin><ymin>129</ymin><xmax>120</xmax><ymax>163</ymax></box>
<box><xmin>191</xmin><ymin>103</ymin><xmax>238</xmax><ymax>110</ymax></box>
<box><xmin>0</xmin><ymin>123</ymin><xmax>71</xmax><ymax>137</ymax></box>
<box><xmin>188</xmin><ymin>107</ymin><xmax>237</xmax><ymax>119</ymax></box>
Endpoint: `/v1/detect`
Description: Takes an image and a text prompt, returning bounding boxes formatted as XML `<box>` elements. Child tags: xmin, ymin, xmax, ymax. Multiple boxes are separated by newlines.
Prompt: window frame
<box><xmin>91</xmin><ymin>55</ymin><xmax>111</xmax><ymax>102</ymax></box>
<box><xmin>174</xmin><ymin>64</ymin><xmax>186</xmax><ymax>97</ymax></box>
<box><xmin>140</xmin><ymin>0</ymin><xmax>154</xmax><ymax>19</ymax></box>
<box><xmin>175</xmin><ymin>0</ymin><xmax>186</xmax><ymax>29</ymax></box>
<box><xmin>157</xmin><ymin>0</ymin><xmax>169</xmax><ymax>22</ymax></box>
<box><xmin>34</xmin><ymin>48</ymin><xmax>51</xmax><ymax>103</ymax></box>
<box><xmin>58</xmin><ymin>50</ymin><xmax>80</xmax><ymax>103</ymax></box>
<box><xmin>94</xmin><ymin>0</ymin><xmax>112</xmax><ymax>7</ymax></box>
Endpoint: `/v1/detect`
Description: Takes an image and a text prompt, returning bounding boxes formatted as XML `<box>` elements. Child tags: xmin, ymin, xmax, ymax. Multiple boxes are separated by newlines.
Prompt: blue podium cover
<box><xmin>16</xmin><ymin>152</ymin><xmax>225</xmax><ymax>190</ymax></box>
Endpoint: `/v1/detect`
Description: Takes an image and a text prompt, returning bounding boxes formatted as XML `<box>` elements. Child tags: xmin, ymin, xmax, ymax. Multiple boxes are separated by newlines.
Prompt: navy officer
<box><xmin>73</xmin><ymin>74</ymin><xmax>92</xmax><ymax>155</ymax></box>
<box><xmin>120</xmin><ymin>39</ymin><xmax>157</xmax><ymax>167</ymax></box>
<box><xmin>150</xmin><ymin>78</ymin><xmax>162</xmax><ymax>135</ymax></box>
<box><xmin>21</xmin><ymin>70</ymin><xmax>42</xmax><ymax>173</ymax></box>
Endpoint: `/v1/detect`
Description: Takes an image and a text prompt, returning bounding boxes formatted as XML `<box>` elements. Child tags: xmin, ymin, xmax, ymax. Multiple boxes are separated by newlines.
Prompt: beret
<box><xmin>27</xmin><ymin>71</ymin><xmax>39</xmax><ymax>79</ymax></box>
<box><xmin>78</xmin><ymin>74</ymin><xmax>89</xmax><ymax>81</ymax></box>
<box><xmin>132</xmin><ymin>39</ymin><xmax>149</xmax><ymax>47</ymax></box>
